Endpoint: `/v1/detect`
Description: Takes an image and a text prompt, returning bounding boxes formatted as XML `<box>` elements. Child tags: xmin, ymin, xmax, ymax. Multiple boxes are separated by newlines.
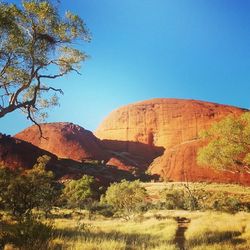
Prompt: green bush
<box><xmin>161</xmin><ymin>188</ymin><xmax>185</xmax><ymax>209</ymax></box>
<box><xmin>0</xmin><ymin>156</ymin><xmax>59</xmax><ymax>219</ymax></box>
<box><xmin>62</xmin><ymin>175</ymin><xmax>99</xmax><ymax>209</ymax></box>
<box><xmin>160</xmin><ymin>186</ymin><xmax>205</xmax><ymax>211</ymax></box>
<box><xmin>160</xmin><ymin>185</ymin><xmax>248</xmax><ymax>213</ymax></box>
<box><xmin>101</xmin><ymin>180</ymin><xmax>148</xmax><ymax>219</ymax></box>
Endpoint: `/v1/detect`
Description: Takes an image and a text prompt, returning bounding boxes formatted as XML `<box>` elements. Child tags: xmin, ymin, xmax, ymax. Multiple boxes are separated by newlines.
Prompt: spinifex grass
<box><xmin>185</xmin><ymin>211</ymin><xmax>250</xmax><ymax>250</ymax></box>
<box><xmin>49</xmin><ymin>212</ymin><xmax>178</xmax><ymax>250</ymax></box>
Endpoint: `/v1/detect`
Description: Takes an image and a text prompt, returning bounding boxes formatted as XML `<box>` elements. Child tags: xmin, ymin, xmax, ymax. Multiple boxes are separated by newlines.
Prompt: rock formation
<box><xmin>15</xmin><ymin>122</ymin><xmax>108</xmax><ymax>162</ymax></box>
<box><xmin>95</xmin><ymin>98</ymin><xmax>250</xmax><ymax>185</ymax></box>
<box><xmin>9</xmin><ymin>98</ymin><xmax>250</xmax><ymax>185</ymax></box>
<box><xmin>0</xmin><ymin>133</ymin><xmax>56</xmax><ymax>169</ymax></box>
<box><xmin>0</xmin><ymin>133</ymin><xmax>135</xmax><ymax>184</ymax></box>
<box><xmin>14</xmin><ymin>122</ymin><xmax>141</xmax><ymax>181</ymax></box>
<box><xmin>149</xmin><ymin>140</ymin><xmax>250</xmax><ymax>185</ymax></box>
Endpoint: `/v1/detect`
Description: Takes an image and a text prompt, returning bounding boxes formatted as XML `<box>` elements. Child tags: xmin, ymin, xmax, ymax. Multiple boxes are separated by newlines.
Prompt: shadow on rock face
<box><xmin>101</xmin><ymin>139</ymin><xmax>165</xmax><ymax>164</ymax></box>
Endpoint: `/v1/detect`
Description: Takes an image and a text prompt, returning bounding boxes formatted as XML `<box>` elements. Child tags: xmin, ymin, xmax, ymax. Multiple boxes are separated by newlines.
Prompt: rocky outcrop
<box><xmin>0</xmin><ymin>133</ymin><xmax>135</xmax><ymax>184</ymax></box>
<box><xmin>15</xmin><ymin>122</ymin><xmax>108</xmax><ymax>162</ymax></box>
<box><xmin>0</xmin><ymin>133</ymin><xmax>56</xmax><ymax>169</ymax></box>
<box><xmin>95</xmin><ymin>98</ymin><xmax>250</xmax><ymax>184</ymax></box>
<box><xmin>14</xmin><ymin>122</ymin><xmax>143</xmax><ymax>177</ymax></box>
<box><xmin>149</xmin><ymin>140</ymin><xmax>250</xmax><ymax>185</ymax></box>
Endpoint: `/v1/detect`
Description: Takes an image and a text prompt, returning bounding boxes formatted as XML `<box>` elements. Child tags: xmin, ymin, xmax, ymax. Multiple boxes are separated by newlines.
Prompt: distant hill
<box><xmin>15</xmin><ymin>122</ymin><xmax>108</xmax><ymax>162</ymax></box>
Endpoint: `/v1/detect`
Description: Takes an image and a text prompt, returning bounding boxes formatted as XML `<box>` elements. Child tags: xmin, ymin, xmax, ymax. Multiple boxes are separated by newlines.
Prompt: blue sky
<box><xmin>1</xmin><ymin>0</ymin><xmax>250</xmax><ymax>135</ymax></box>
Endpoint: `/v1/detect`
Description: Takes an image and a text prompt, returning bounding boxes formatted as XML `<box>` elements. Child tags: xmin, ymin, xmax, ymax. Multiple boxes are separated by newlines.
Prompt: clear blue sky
<box><xmin>1</xmin><ymin>0</ymin><xmax>250</xmax><ymax>135</ymax></box>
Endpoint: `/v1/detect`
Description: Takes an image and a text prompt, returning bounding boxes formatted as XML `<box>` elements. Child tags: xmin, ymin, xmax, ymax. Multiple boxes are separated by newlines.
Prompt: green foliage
<box><xmin>63</xmin><ymin>175</ymin><xmax>98</xmax><ymax>209</ymax></box>
<box><xmin>160</xmin><ymin>188</ymin><xmax>185</xmax><ymax>209</ymax></box>
<box><xmin>197</xmin><ymin>113</ymin><xmax>250</xmax><ymax>171</ymax></box>
<box><xmin>0</xmin><ymin>0</ymin><xmax>90</xmax><ymax>122</ymax></box>
<box><xmin>0</xmin><ymin>155</ymin><xmax>58</xmax><ymax>218</ymax></box>
<box><xmin>101</xmin><ymin>180</ymin><xmax>148</xmax><ymax>218</ymax></box>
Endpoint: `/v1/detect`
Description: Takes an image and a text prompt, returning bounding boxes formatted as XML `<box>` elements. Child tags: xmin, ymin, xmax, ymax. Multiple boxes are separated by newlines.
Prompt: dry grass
<box><xmin>48</xmin><ymin>209</ymin><xmax>250</xmax><ymax>250</ymax></box>
<box><xmin>47</xmin><ymin>209</ymin><xmax>250</xmax><ymax>250</ymax></box>
<box><xmin>46</xmin><ymin>210</ymin><xmax>178</xmax><ymax>250</ymax></box>
<box><xmin>185</xmin><ymin>211</ymin><xmax>250</xmax><ymax>250</ymax></box>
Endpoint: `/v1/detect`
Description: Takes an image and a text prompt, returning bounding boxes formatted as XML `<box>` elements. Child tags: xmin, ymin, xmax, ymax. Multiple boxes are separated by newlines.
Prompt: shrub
<box><xmin>0</xmin><ymin>156</ymin><xmax>59</xmax><ymax>219</ymax></box>
<box><xmin>87</xmin><ymin>202</ymin><xmax>115</xmax><ymax>217</ymax></box>
<box><xmin>101</xmin><ymin>180</ymin><xmax>148</xmax><ymax>219</ymax></box>
<box><xmin>62</xmin><ymin>175</ymin><xmax>99</xmax><ymax>209</ymax></box>
<box><xmin>160</xmin><ymin>188</ymin><xmax>185</xmax><ymax>209</ymax></box>
<box><xmin>160</xmin><ymin>185</ymin><xmax>206</xmax><ymax>211</ymax></box>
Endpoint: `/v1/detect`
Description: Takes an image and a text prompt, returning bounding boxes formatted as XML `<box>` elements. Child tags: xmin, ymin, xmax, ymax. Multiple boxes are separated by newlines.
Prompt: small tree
<box><xmin>101</xmin><ymin>180</ymin><xmax>148</xmax><ymax>219</ymax></box>
<box><xmin>197</xmin><ymin>113</ymin><xmax>250</xmax><ymax>172</ymax></box>
<box><xmin>0</xmin><ymin>155</ymin><xmax>58</xmax><ymax>219</ymax></box>
<box><xmin>62</xmin><ymin>175</ymin><xmax>98</xmax><ymax>209</ymax></box>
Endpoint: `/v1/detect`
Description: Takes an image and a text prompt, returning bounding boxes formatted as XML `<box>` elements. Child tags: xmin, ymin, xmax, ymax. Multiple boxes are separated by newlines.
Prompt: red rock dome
<box><xmin>95</xmin><ymin>98</ymin><xmax>250</xmax><ymax>185</ymax></box>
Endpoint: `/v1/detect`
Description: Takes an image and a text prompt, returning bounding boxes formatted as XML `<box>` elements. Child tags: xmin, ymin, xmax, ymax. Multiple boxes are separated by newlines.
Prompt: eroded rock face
<box><xmin>15</xmin><ymin>122</ymin><xmax>108</xmax><ymax>162</ymax></box>
<box><xmin>96</xmin><ymin>98</ymin><xmax>250</xmax><ymax>184</ymax></box>
<box><xmin>96</xmin><ymin>98</ymin><xmax>244</xmax><ymax>148</ymax></box>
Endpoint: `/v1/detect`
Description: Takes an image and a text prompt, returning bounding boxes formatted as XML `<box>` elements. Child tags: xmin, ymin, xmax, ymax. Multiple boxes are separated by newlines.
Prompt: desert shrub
<box><xmin>135</xmin><ymin>201</ymin><xmax>153</xmax><ymax>213</ymax></box>
<box><xmin>241</xmin><ymin>202</ymin><xmax>250</xmax><ymax>212</ymax></box>
<box><xmin>101</xmin><ymin>180</ymin><xmax>148</xmax><ymax>219</ymax></box>
<box><xmin>212</xmin><ymin>195</ymin><xmax>242</xmax><ymax>213</ymax></box>
<box><xmin>183</xmin><ymin>192</ymin><xmax>200</xmax><ymax>211</ymax></box>
<box><xmin>62</xmin><ymin>175</ymin><xmax>99</xmax><ymax>209</ymax></box>
<box><xmin>160</xmin><ymin>188</ymin><xmax>185</xmax><ymax>209</ymax></box>
<box><xmin>2</xmin><ymin>219</ymin><xmax>53</xmax><ymax>250</ymax></box>
<box><xmin>160</xmin><ymin>186</ymin><xmax>202</xmax><ymax>210</ymax></box>
<box><xmin>151</xmin><ymin>201</ymin><xmax>166</xmax><ymax>210</ymax></box>
<box><xmin>0</xmin><ymin>156</ymin><xmax>59</xmax><ymax>219</ymax></box>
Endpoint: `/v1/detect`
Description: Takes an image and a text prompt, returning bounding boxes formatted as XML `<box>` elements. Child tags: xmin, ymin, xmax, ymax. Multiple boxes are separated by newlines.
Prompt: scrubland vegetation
<box><xmin>1</xmin><ymin>160</ymin><xmax>250</xmax><ymax>250</ymax></box>
<box><xmin>2</xmin><ymin>207</ymin><xmax>250</xmax><ymax>249</ymax></box>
